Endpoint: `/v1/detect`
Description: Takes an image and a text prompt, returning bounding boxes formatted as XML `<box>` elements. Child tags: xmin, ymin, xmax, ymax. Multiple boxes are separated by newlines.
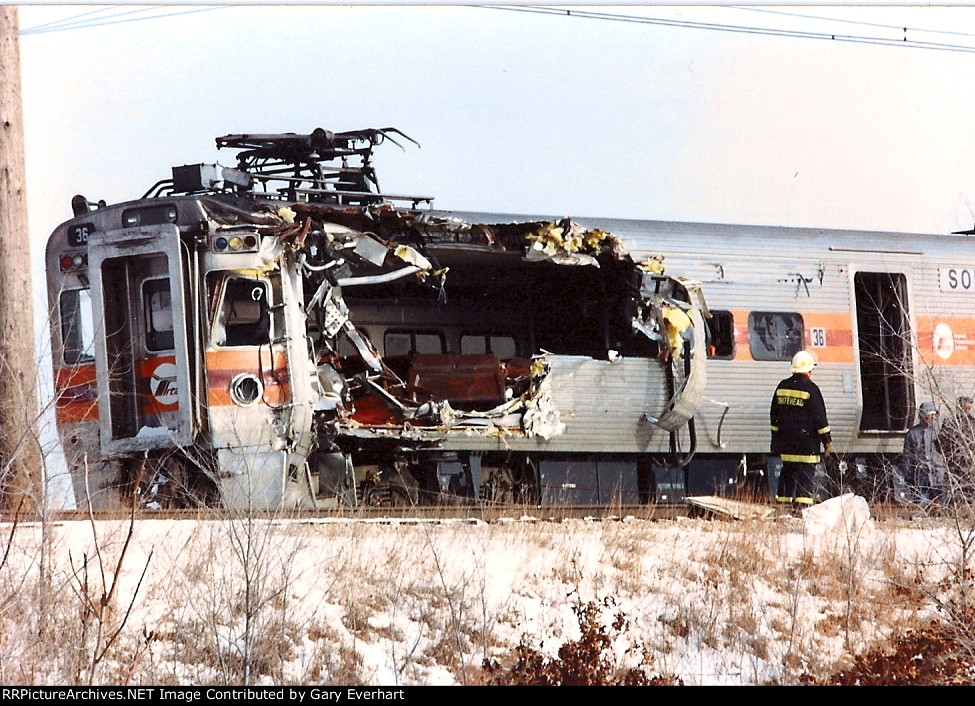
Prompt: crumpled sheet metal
<box><xmin>522</xmin><ymin>372</ymin><xmax>566</xmax><ymax>440</ymax></box>
<box><xmin>645</xmin><ymin>304</ymin><xmax>708</xmax><ymax>433</ymax></box>
<box><xmin>632</xmin><ymin>299</ymin><xmax>695</xmax><ymax>361</ymax></box>
<box><xmin>206</xmin><ymin>197</ymin><xmax>631</xmax><ymax>276</ymax></box>
<box><xmin>278</xmin><ymin>203</ymin><xmax>631</xmax><ymax>267</ymax></box>
<box><xmin>203</xmin><ymin>198</ymin><xmax>703</xmax><ymax>441</ymax></box>
<box><xmin>631</xmin><ymin>272</ymin><xmax>708</xmax><ymax>362</ymax></box>
<box><xmin>338</xmin><ymin>357</ymin><xmax>565</xmax><ymax>442</ymax></box>
<box><xmin>523</xmin><ymin>221</ymin><xmax>621</xmax><ymax>267</ymax></box>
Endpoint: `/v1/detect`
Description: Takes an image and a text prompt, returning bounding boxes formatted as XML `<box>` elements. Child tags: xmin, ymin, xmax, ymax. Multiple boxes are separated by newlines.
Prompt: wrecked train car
<box><xmin>47</xmin><ymin>129</ymin><xmax>706</xmax><ymax>509</ymax></box>
<box><xmin>49</xmin><ymin>128</ymin><xmax>970</xmax><ymax>509</ymax></box>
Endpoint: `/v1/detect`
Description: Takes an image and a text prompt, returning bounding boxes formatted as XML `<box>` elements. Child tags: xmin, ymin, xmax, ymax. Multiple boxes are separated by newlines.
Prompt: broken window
<box><xmin>143</xmin><ymin>278</ymin><xmax>175</xmax><ymax>351</ymax></box>
<box><xmin>748</xmin><ymin>311</ymin><xmax>803</xmax><ymax>361</ymax></box>
<box><xmin>210</xmin><ymin>274</ymin><xmax>271</xmax><ymax>347</ymax></box>
<box><xmin>60</xmin><ymin>288</ymin><xmax>95</xmax><ymax>365</ymax></box>
<box><xmin>706</xmin><ymin>310</ymin><xmax>735</xmax><ymax>359</ymax></box>
<box><xmin>345</xmin><ymin>256</ymin><xmax>647</xmax><ymax>361</ymax></box>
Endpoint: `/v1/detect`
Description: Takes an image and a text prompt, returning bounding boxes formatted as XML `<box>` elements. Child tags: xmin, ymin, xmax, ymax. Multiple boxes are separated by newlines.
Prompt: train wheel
<box><xmin>362</xmin><ymin>484</ymin><xmax>385</xmax><ymax>507</ymax></box>
<box><xmin>484</xmin><ymin>466</ymin><xmax>516</xmax><ymax>504</ymax></box>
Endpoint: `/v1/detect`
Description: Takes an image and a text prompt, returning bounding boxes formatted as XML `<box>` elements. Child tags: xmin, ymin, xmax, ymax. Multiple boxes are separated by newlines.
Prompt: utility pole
<box><xmin>0</xmin><ymin>6</ymin><xmax>42</xmax><ymax>515</ymax></box>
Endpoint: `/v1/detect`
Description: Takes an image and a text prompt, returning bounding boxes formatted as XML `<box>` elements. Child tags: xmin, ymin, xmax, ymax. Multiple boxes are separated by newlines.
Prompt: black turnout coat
<box><xmin>770</xmin><ymin>373</ymin><xmax>832</xmax><ymax>463</ymax></box>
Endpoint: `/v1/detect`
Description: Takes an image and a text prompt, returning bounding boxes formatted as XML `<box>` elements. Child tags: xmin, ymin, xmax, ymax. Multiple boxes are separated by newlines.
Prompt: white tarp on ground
<box><xmin>803</xmin><ymin>492</ymin><xmax>873</xmax><ymax>535</ymax></box>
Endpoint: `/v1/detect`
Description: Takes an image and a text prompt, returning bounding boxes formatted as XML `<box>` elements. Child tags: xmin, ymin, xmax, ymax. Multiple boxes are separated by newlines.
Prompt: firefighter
<box><xmin>770</xmin><ymin>350</ymin><xmax>833</xmax><ymax>508</ymax></box>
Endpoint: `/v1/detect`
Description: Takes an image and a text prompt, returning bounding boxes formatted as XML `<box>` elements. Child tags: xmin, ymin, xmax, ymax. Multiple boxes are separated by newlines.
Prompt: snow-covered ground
<box><xmin>0</xmin><ymin>496</ymin><xmax>969</xmax><ymax>685</ymax></box>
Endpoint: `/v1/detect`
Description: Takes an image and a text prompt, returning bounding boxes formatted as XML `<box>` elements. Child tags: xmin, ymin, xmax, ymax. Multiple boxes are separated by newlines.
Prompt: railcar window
<box><xmin>748</xmin><ymin>312</ymin><xmax>803</xmax><ymax>361</ymax></box>
<box><xmin>461</xmin><ymin>334</ymin><xmax>517</xmax><ymax>360</ymax></box>
<box><xmin>415</xmin><ymin>333</ymin><xmax>443</xmax><ymax>354</ymax></box>
<box><xmin>60</xmin><ymin>288</ymin><xmax>95</xmax><ymax>365</ymax></box>
<box><xmin>212</xmin><ymin>276</ymin><xmax>271</xmax><ymax>347</ymax></box>
<box><xmin>707</xmin><ymin>310</ymin><xmax>735</xmax><ymax>359</ymax></box>
<box><xmin>143</xmin><ymin>278</ymin><xmax>175</xmax><ymax>351</ymax></box>
<box><xmin>383</xmin><ymin>330</ymin><xmax>445</xmax><ymax>357</ymax></box>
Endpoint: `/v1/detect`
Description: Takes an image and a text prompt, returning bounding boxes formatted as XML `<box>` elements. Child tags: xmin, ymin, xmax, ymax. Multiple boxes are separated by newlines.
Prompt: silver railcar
<box><xmin>45</xmin><ymin>129</ymin><xmax>973</xmax><ymax>509</ymax></box>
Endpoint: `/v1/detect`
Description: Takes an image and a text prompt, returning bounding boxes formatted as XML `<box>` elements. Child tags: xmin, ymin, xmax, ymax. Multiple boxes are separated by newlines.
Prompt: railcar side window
<box><xmin>143</xmin><ymin>278</ymin><xmax>175</xmax><ymax>351</ymax></box>
<box><xmin>384</xmin><ymin>330</ymin><xmax>445</xmax><ymax>357</ymax></box>
<box><xmin>748</xmin><ymin>312</ymin><xmax>803</xmax><ymax>361</ymax></box>
<box><xmin>60</xmin><ymin>288</ymin><xmax>95</xmax><ymax>364</ymax></box>
<box><xmin>211</xmin><ymin>276</ymin><xmax>271</xmax><ymax>347</ymax></box>
<box><xmin>706</xmin><ymin>310</ymin><xmax>735</xmax><ymax>359</ymax></box>
<box><xmin>460</xmin><ymin>334</ymin><xmax>517</xmax><ymax>360</ymax></box>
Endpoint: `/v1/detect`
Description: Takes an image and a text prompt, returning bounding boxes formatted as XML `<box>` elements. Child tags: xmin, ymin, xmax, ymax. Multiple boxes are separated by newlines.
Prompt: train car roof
<box><xmin>429</xmin><ymin>209</ymin><xmax>974</xmax><ymax>257</ymax></box>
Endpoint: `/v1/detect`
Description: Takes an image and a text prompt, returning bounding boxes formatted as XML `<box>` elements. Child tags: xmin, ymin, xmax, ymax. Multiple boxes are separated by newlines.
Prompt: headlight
<box><xmin>229</xmin><ymin>373</ymin><xmax>263</xmax><ymax>406</ymax></box>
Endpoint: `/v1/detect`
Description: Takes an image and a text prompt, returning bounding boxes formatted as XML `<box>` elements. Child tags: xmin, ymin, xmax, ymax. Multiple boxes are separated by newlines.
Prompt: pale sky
<box><xmin>14</xmin><ymin>4</ymin><xmax>975</xmax><ymax>294</ymax></box>
<box><xmin>18</xmin><ymin>5</ymin><xmax>975</xmax><ymax>241</ymax></box>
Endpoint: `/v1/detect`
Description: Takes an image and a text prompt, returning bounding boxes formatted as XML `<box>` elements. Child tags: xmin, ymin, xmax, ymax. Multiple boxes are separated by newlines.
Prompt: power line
<box><xmin>20</xmin><ymin>6</ymin><xmax>223</xmax><ymax>36</ymax></box>
<box><xmin>20</xmin><ymin>6</ymin><xmax>128</xmax><ymax>34</ymax></box>
<box><xmin>22</xmin><ymin>4</ymin><xmax>975</xmax><ymax>54</ymax></box>
<box><xmin>483</xmin><ymin>5</ymin><xmax>975</xmax><ymax>55</ymax></box>
<box><xmin>733</xmin><ymin>5</ymin><xmax>975</xmax><ymax>41</ymax></box>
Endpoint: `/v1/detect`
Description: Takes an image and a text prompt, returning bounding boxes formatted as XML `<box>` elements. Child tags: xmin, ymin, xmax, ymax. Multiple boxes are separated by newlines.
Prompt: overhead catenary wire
<box><xmin>20</xmin><ymin>5</ymin><xmax>223</xmax><ymax>36</ymax></box>
<box><xmin>19</xmin><ymin>4</ymin><xmax>975</xmax><ymax>53</ymax></box>
<box><xmin>734</xmin><ymin>5</ymin><xmax>975</xmax><ymax>41</ymax></box>
<box><xmin>483</xmin><ymin>5</ymin><xmax>975</xmax><ymax>55</ymax></box>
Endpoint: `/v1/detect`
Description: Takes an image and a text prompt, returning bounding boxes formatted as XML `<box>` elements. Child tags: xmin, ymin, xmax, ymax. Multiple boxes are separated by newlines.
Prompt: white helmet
<box><xmin>791</xmin><ymin>350</ymin><xmax>817</xmax><ymax>373</ymax></box>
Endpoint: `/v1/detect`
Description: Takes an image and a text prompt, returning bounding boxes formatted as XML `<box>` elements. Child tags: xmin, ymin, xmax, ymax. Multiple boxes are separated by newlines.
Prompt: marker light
<box><xmin>211</xmin><ymin>232</ymin><xmax>260</xmax><ymax>253</ymax></box>
<box><xmin>59</xmin><ymin>253</ymin><xmax>88</xmax><ymax>271</ymax></box>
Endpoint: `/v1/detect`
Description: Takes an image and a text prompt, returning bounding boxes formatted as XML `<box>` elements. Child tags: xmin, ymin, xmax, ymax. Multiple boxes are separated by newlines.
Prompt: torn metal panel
<box><xmin>231</xmin><ymin>208</ymin><xmax>711</xmax><ymax>446</ymax></box>
<box><xmin>686</xmin><ymin>495</ymin><xmax>776</xmax><ymax>520</ymax></box>
<box><xmin>194</xmin><ymin>195</ymin><xmax>711</xmax><ymax>446</ymax></box>
<box><xmin>522</xmin><ymin>368</ymin><xmax>566</xmax><ymax>440</ymax></box>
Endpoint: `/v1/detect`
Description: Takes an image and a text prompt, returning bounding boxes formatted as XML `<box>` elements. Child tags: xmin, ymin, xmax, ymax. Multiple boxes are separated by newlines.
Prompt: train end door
<box><xmin>88</xmin><ymin>225</ymin><xmax>196</xmax><ymax>455</ymax></box>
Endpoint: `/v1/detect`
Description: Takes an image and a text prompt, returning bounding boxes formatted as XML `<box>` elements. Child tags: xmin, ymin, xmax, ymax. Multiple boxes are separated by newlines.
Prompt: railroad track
<box><xmin>9</xmin><ymin>497</ymin><xmax>953</xmax><ymax>524</ymax></box>
<box><xmin>30</xmin><ymin>503</ymin><xmax>687</xmax><ymax>524</ymax></box>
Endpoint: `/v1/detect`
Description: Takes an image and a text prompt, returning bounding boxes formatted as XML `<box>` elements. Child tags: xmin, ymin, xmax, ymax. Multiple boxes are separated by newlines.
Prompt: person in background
<box><xmin>770</xmin><ymin>350</ymin><xmax>833</xmax><ymax>509</ymax></box>
<box><xmin>900</xmin><ymin>401</ymin><xmax>945</xmax><ymax>504</ymax></box>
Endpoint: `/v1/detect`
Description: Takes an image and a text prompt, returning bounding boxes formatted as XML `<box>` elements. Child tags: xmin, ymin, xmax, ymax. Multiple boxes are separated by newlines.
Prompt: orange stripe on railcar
<box><xmin>54</xmin><ymin>364</ymin><xmax>99</xmax><ymax>424</ymax></box>
<box><xmin>205</xmin><ymin>348</ymin><xmax>291</xmax><ymax>406</ymax></box>
<box><xmin>728</xmin><ymin>310</ymin><xmax>854</xmax><ymax>364</ymax></box>
<box><xmin>917</xmin><ymin>316</ymin><xmax>975</xmax><ymax>366</ymax></box>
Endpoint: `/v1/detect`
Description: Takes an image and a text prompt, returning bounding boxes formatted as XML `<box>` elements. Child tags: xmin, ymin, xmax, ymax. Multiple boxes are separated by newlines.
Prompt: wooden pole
<box><xmin>0</xmin><ymin>6</ymin><xmax>42</xmax><ymax>515</ymax></box>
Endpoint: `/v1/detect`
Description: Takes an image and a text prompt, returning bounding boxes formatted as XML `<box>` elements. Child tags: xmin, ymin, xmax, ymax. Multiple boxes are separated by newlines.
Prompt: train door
<box><xmin>88</xmin><ymin>224</ymin><xmax>196</xmax><ymax>454</ymax></box>
<box><xmin>854</xmin><ymin>271</ymin><xmax>914</xmax><ymax>432</ymax></box>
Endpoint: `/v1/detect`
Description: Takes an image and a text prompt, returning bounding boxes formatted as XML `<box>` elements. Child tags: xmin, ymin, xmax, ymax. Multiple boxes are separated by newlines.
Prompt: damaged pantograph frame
<box><xmin>48</xmin><ymin>129</ymin><xmax>708</xmax><ymax>510</ymax></box>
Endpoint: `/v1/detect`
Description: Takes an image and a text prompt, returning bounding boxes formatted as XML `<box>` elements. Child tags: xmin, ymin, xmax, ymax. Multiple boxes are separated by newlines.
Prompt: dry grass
<box><xmin>0</xmin><ymin>509</ymin><xmax>970</xmax><ymax>685</ymax></box>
